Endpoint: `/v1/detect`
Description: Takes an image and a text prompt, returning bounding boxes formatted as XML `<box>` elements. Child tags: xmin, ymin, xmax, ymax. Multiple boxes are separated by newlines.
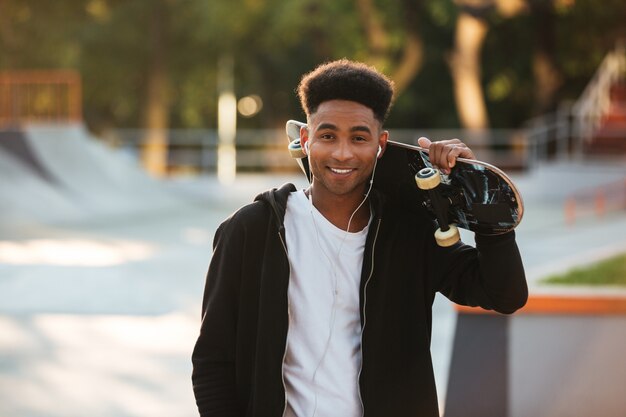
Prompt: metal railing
<box><xmin>106</xmin><ymin>128</ymin><xmax>294</xmax><ymax>173</ymax></box>
<box><xmin>523</xmin><ymin>102</ymin><xmax>578</xmax><ymax>163</ymax></box>
<box><xmin>572</xmin><ymin>43</ymin><xmax>626</xmax><ymax>143</ymax></box>
<box><xmin>0</xmin><ymin>70</ymin><xmax>82</xmax><ymax>127</ymax></box>
<box><xmin>105</xmin><ymin>127</ymin><xmax>535</xmax><ymax>174</ymax></box>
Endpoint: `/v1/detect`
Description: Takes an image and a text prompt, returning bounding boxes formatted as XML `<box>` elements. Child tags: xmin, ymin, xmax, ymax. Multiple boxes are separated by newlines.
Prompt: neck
<box><xmin>308</xmin><ymin>185</ymin><xmax>371</xmax><ymax>232</ymax></box>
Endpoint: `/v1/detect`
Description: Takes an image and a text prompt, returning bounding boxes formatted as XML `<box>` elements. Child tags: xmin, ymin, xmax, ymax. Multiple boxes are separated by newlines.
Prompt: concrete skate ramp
<box><xmin>0</xmin><ymin>123</ymin><xmax>177</xmax><ymax>225</ymax></box>
<box><xmin>0</xmin><ymin>129</ymin><xmax>57</xmax><ymax>184</ymax></box>
<box><xmin>21</xmin><ymin>123</ymin><xmax>177</xmax><ymax>218</ymax></box>
<box><xmin>0</xmin><ymin>145</ymin><xmax>85</xmax><ymax>224</ymax></box>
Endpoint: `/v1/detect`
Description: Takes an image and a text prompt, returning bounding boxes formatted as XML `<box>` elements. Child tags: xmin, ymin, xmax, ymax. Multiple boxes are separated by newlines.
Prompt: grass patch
<box><xmin>542</xmin><ymin>253</ymin><xmax>626</xmax><ymax>286</ymax></box>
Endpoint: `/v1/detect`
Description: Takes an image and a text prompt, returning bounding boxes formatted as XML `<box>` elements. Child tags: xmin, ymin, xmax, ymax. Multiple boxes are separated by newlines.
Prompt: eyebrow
<box><xmin>316</xmin><ymin>123</ymin><xmax>372</xmax><ymax>134</ymax></box>
<box><xmin>317</xmin><ymin>123</ymin><xmax>338</xmax><ymax>131</ymax></box>
<box><xmin>350</xmin><ymin>125</ymin><xmax>372</xmax><ymax>134</ymax></box>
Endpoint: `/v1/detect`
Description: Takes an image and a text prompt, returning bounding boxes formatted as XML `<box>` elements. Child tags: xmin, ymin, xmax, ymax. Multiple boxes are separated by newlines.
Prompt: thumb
<box><xmin>417</xmin><ymin>136</ymin><xmax>432</xmax><ymax>149</ymax></box>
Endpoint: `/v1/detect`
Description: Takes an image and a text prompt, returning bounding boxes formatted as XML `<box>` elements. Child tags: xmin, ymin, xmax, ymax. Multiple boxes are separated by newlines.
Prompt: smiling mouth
<box><xmin>329</xmin><ymin>167</ymin><xmax>354</xmax><ymax>174</ymax></box>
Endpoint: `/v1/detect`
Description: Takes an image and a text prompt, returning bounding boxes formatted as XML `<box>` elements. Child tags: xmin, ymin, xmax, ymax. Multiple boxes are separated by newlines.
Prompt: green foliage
<box><xmin>0</xmin><ymin>2</ymin><xmax>86</xmax><ymax>68</ymax></box>
<box><xmin>0</xmin><ymin>0</ymin><xmax>625</xmax><ymax>131</ymax></box>
<box><xmin>387</xmin><ymin>0</ymin><xmax>458</xmax><ymax>128</ymax></box>
<box><xmin>555</xmin><ymin>0</ymin><xmax>626</xmax><ymax>97</ymax></box>
<box><xmin>482</xmin><ymin>8</ymin><xmax>536</xmax><ymax>127</ymax></box>
<box><xmin>542</xmin><ymin>254</ymin><xmax>626</xmax><ymax>287</ymax></box>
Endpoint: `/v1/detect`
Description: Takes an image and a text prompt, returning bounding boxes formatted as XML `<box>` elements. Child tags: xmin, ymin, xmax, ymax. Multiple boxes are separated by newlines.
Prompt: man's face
<box><xmin>301</xmin><ymin>100</ymin><xmax>388</xmax><ymax>200</ymax></box>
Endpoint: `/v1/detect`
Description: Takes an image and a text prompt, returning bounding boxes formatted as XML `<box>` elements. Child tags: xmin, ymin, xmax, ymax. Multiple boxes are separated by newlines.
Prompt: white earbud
<box><xmin>376</xmin><ymin>145</ymin><xmax>382</xmax><ymax>158</ymax></box>
<box><xmin>304</xmin><ymin>141</ymin><xmax>310</xmax><ymax>155</ymax></box>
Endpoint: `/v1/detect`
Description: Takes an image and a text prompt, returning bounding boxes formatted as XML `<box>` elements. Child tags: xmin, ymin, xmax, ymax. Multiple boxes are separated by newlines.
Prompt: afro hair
<box><xmin>297</xmin><ymin>59</ymin><xmax>395</xmax><ymax>124</ymax></box>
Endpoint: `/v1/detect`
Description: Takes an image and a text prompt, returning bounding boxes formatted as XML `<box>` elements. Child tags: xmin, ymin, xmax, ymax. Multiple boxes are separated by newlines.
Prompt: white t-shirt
<box><xmin>282</xmin><ymin>190</ymin><xmax>369</xmax><ymax>417</ymax></box>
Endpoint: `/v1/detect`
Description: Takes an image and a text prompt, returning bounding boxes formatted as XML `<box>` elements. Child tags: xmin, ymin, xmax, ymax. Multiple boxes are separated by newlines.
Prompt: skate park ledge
<box><xmin>445</xmin><ymin>293</ymin><xmax>626</xmax><ymax>417</ymax></box>
<box><xmin>456</xmin><ymin>293</ymin><xmax>626</xmax><ymax>315</ymax></box>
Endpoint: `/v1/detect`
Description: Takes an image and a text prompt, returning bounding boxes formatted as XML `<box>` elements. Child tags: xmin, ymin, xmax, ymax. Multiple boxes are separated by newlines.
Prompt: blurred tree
<box><xmin>448</xmin><ymin>0</ymin><xmax>579</xmax><ymax>129</ymax></box>
<box><xmin>141</xmin><ymin>0</ymin><xmax>170</xmax><ymax>176</ymax></box>
<box><xmin>449</xmin><ymin>0</ymin><xmax>532</xmax><ymax>130</ymax></box>
<box><xmin>528</xmin><ymin>0</ymin><xmax>562</xmax><ymax>115</ymax></box>
<box><xmin>449</xmin><ymin>0</ymin><xmax>493</xmax><ymax>130</ymax></box>
<box><xmin>354</xmin><ymin>0</ymin><xmax>425</xmax><ymax>95</ymax></box>
<box><xmin>0</xmin><ymin>1</ymin><xmax>85</xmax><ymax>68</ymax></box>
<box><xmin>553</xmin><ymin>0</ymin><xmax>626</xmax><ymax>99</ymax></box>
<box><xmin>0</xmin><ymin>0</ymin><xmax>624</xmax><ymax>134</ymax></box>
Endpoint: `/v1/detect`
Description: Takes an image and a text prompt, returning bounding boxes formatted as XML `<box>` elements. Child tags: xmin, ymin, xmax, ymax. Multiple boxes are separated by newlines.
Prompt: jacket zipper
<box><xmin>278</xmin><ymin>229</ymin><xmax>291</xmax><ymax>417</ymax></box>
<box><xmin>357</xmin><ymin>218</ymin><xmax>382</xmax><ymax>417</ymax></box>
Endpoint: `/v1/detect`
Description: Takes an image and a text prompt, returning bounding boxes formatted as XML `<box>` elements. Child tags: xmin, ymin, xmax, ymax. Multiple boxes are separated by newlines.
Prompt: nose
<box><xmin>331</xmin><ymin>140</ymin><xmax>355</xmax><ymax>162</ymax></box>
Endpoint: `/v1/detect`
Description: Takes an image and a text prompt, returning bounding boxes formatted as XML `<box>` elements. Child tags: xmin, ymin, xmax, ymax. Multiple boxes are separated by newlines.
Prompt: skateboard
<box><xmin>286</xmin><ymin>120</ymin><xmax>524</xmax><ymax>247</ymax></box>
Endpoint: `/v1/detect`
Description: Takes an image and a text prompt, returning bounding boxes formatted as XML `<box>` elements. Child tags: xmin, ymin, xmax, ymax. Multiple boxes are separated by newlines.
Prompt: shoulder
<box><xmin>210</xmin><ymin>200</ymin><xmax>272</xmax><ymax>252</ymax></box>
<box><xmin>219</xmin><ymin>200</ymin><xmax>272</xmax><ymax>235</ymax></box>
<box><xmin>217</xmin><ymin>183</ymin><xmax>297</xmax><ymax>235</ymax></box>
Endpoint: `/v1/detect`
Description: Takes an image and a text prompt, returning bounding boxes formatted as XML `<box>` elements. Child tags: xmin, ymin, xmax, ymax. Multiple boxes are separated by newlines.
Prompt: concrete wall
<box><xmin>445</xmin><ymin>296</ymin><xmax>626</xmax><ymax>417</ymax></box>
<box><xmin>510</xmin><ymin>314</ymin><xmax>626</xmax><ymax>417</ymax></box>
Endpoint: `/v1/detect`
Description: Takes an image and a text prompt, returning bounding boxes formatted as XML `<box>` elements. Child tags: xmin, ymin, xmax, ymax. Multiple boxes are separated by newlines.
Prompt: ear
<box><xmin>377</xmin><ymin>130</ymin><xmax>389</xmax><ymax>159</ymax></box>
<box><xmin>300</xmin><ymin>126</ymin><xmax>309</xmax><ymax>155</ymax></box>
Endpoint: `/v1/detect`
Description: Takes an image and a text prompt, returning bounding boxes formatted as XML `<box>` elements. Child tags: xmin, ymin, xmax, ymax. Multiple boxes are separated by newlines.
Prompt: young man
<box><xmin>192</xmin><ymin>60</ymin><xmax>527</xmax><ymax>417</ymax></box>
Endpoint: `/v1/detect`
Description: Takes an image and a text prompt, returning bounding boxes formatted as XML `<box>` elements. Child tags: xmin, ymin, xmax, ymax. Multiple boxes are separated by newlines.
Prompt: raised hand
<box><xmin>417</xmin><ymin>137</ymin><xmax>476</xmax><ymax>175</ymax></box>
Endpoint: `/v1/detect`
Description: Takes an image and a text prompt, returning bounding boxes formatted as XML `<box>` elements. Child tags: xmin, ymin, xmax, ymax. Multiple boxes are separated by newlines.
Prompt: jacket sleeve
<box><xmin>433</xmin><ymin>230</ymin><xmax>528</xmax><ymax>314</ymax></box>
<box><xmin>192</xmin><ymin>217</ymin><xmax>244</xmax><ymax>417</ymax></box>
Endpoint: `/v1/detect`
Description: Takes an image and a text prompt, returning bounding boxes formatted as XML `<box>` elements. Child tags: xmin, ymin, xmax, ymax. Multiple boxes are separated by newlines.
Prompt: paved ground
<box><xmin>0</xmin><ymin>158</ymin><xmax>625</xmax><ymax>416</ymax></box>
<box><xmin>512</xmin><ymin>160</ymin><xmax>626</xmax><ymax>294</ymax></box>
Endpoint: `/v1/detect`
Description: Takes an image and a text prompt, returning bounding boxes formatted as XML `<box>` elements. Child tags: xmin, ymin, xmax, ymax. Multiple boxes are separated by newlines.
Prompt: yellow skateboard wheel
<box><xmin>435</xmin><ymin>224</ymin><xmax>460</xmax><ymax>247</ymax></box>
<box><xmin>415</xmin><ymin>167</ymin><xmax>441</xmax><ymax>190</ymax></box>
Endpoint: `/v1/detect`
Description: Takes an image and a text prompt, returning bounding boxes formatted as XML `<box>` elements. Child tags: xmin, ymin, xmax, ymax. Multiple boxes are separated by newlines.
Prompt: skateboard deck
<box><xmin>286</xmin><ymin>120</ymin><xmax>524</xmax><ymax>240</ymax></box>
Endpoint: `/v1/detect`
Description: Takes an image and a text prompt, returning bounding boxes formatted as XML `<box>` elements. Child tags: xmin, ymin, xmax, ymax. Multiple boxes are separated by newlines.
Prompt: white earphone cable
<box><xmin>306</xmin><ymin>145</ymin><xmax>379</xmax><ymax>417</ymax></box>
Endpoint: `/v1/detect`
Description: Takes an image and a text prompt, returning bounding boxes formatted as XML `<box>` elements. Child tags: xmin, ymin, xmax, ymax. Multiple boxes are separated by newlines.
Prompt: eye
<box><xmin>353</xmin><ymin>135</ymin><xmax>367</xmax><ymax>142</ymax></box>
<box><xmin>320</xmin><ymin>133</ymin><xmax>334</xmax><ymax>140</ymax></box>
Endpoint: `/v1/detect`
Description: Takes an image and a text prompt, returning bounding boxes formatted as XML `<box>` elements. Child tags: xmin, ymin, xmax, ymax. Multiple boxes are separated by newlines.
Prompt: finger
<box><xmin>435</xmin><ymin>143</ymin><xmax>460</xmax><ymax>174</ymax></box>
<box><xmin>442</xmin><ymin>139</ymin><xmax>474</xmax><ymax>160</ymax></box>
<box><xmin>444</xmin><ymin>143</ymin><xmax>476</xmax><ymax>172</ymax></box>
<box><xmin>457</xmin><ymin>144</ymin><xmax>476</xmax><ymax>160</ymax></box>
<box><xmin>428</xmin><ymin>142</ymin><xmax>442</xmax><ymax>169</ymax></box>
<box><xmin>447</xmin><ymin>145</ymin><xmax>465</xmax><ymax>169</ymax></box>
<box><xmin>430</xmin><ymin>140</ymin><xmax>474</xmax><ymax>171</ymax></box>
<box><xmin>417</xmin><ymin>136</ymin><xmax>432</xmax><ymax>149</ymax></box>
<box><xmin>438</xmin><ymin>146</ymin><xmax>451</xmax><ymax>171</ymax></box>
<box><xmin>428</xmin><ymin>139</ymin><xmax>455</xmax><ymax>168</ymax></box>
<box><xmin>435</xmin><ymin>141</ymin><xmax>457</xmax><ymax>169</ymax></box>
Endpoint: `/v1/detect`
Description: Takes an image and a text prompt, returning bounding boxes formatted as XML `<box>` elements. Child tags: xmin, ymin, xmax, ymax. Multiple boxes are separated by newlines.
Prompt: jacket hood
<box><xmin>254</xmin><ymin>183</ymin><xmax>297</xmax><ymax>227</ymax></box>
<box><xmin>254</xmin><ymin>182</ymin><xmax>386</xmax><ymax>228</ymax></box>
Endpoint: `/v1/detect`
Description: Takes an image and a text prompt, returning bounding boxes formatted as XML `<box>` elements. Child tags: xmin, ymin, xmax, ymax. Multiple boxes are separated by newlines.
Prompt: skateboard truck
<box><xmin>287</xmin><ymin>120</ymin><xmax>307</xmax><ymax>159</ymax></box>
<box><xmin>288</xmin><ymin>138</ymin><xmax>306</xmax><ymax>159</ymax></box>
<box><xmin>415</xmin><ymin>167</ymin><xmax>460</xmax><ymax>247</ymax></box>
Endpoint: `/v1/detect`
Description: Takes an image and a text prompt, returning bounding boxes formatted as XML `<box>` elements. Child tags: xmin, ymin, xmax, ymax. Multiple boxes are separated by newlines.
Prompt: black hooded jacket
<box><xmin>192</xmin><ymin>183</ymin><xmax>527</xmax><ymax>417</ymax></box>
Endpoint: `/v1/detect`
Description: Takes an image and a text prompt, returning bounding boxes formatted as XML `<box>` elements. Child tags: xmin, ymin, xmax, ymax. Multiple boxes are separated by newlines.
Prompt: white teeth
<box><xmin>331</xmin><ymin>168</ymin><xmax>352</xmax><ymax>174</ymax></box>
